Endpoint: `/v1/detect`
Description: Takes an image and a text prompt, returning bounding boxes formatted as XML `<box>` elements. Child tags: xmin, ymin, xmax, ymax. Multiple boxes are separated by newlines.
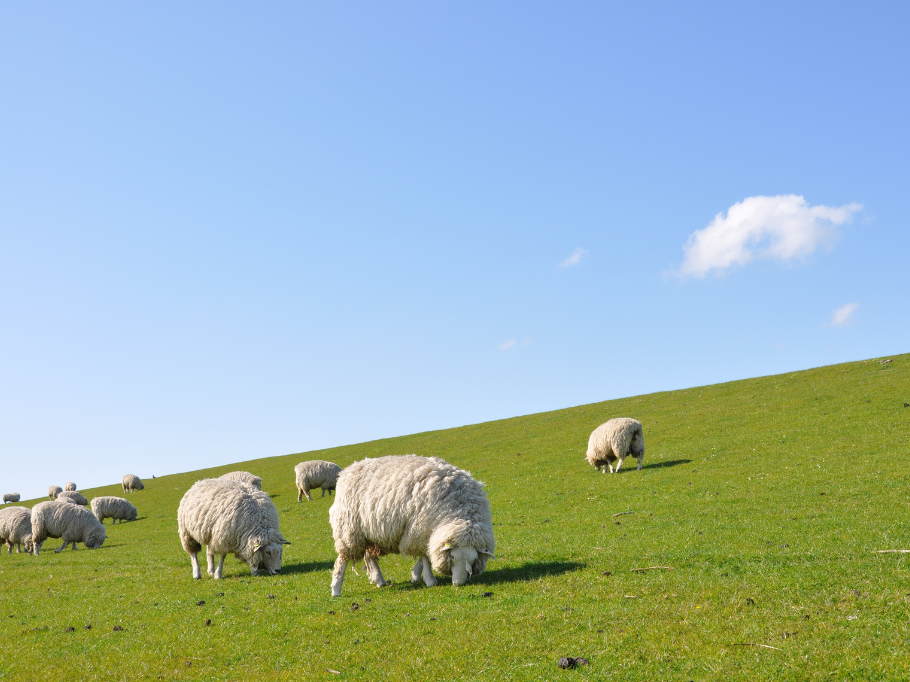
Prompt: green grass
<box><xmin>2</xmin><ymin>354</ymin><xmax>910</xmax><ymax>681</ymax></box>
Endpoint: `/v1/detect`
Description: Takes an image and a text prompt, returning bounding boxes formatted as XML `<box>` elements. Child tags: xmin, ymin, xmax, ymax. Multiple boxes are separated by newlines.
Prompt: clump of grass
<box><xmin>2</xmin><ymin>354</ymin><xmax>909</xmax><ymax>680</ymax></box>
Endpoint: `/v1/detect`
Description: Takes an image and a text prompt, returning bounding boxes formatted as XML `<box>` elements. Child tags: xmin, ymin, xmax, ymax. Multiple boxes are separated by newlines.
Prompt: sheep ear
<box><xmin>251</xmin><ymin>543</ymin><xmax>261</xmax><ymax>552</ymax></box>
<box><xmin>480</xmin><ymin>549</ymin><xmax>496</xmax><ymax>559</ymax></box>
<box><xmin>465</xmin><ymin>560</ymin><xmax>472</xmax><ymax>576</ymax></box>
<box><xmin>441</xmin><ymin>543</ymin><xmax>452</xmax><ymax>551</ymax></box>
<box><xmin>283</xmin><ymin>541</ymin><xmax>291</xmax><ymax>545</ymax></box>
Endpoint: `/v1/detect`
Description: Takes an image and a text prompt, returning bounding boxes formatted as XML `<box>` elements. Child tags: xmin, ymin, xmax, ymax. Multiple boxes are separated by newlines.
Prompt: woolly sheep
<box><xmin>0</xmin><ymin>506</ymin><xmax>33</xmax><ymax>554</ymax></box>
<box><xmin>294</xmin><ymin>460</ymin><xmax>342</xmax><ymax>502</ymax></box>
<box><xmin>91</xmin><ymin>496</ymin><xmax>138</xmax><ymax>524</ymax></box>
<box><xmin>586</xmin><ymin>417</ymin><xmax>645</xmax><ymax>473</ymax></box>
<box><xmin>177</xmin><ymin>478</ymin><xmax>289</xmax><ymax>580</ymax></box>
<box><xmin>329</xmin><ymin>455</ymin><xmax>495</xmax><ymax>597</ymax></box>
<box><xmin>219</xmin><ymin>471</ymin><xmax>262</xmax><ymax>490</ymax></box>
<box><xmin>56</xmin><ymin>496</ymin><xmax>80</xmax><ymax>505</ymax></box>
<box><xmin>122</xmin><ymin>474</ymin><xmax>145</xmax><ymax>493</ymax></box>
<box><xmin>64</xmin><ymin>482</ymin><xmax>77</xmax><ymax>491</ymax></box>
<box><xmin>56</xmin><ymin>491</ymin><xmax>89</xmax><ymax>505</ymax></box>
<box><xmin>3</xmin><ymin>493</ymin><xmax>20</xmax><ymax>504</ymax></box>
<box><xmin>31</xmin><ymin>501</ymin><xmax>106</xmax><ymax>554</ymax></box>
<box><xmin>48</xmin><ymin>486</ymin><xmax>63</xmax><ymax>499</ymax></box>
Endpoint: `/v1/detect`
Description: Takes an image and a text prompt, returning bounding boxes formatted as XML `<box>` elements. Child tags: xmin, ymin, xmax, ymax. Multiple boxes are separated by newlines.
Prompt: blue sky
<box><xmin>2</xmin><ymin>2</ymin><xmax>908</xmax><ymax>499</ymax></box>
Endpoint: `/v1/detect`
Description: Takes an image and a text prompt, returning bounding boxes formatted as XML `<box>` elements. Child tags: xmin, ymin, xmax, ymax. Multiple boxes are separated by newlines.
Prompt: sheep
<box><xmin>219</xmin><ymin>471</ymin><xmax>262</xmax><ymax>490</ymax></box>
<box><xmin>177</xmin><ymin>478</ymin><xmax>289</xmax><ymax>580</ymax></box>
<box><xmin>0</xmin><ymin>506</ymin><xmax>33</xmax><ymax>554</ymax></box>
<box><xmin>294</xmin><ymin>460</ymin><xmax>342</xmax><ymax>501</ymax></box>
<box><xmin>56</xmin><ymin>491</ymin><xmax>89</xmax><ymax>505</ymax></box>
<box><xmin>48</xmin><ymin>486</ymin><xmax>63</xmax><ymax>499</ymax></box>
<box><xmin>31</xmin><ymin>501</ymin><xmax>106</xmax><ymax>554</ymax></box>
<box><xmin>56</xmin><ymin>496</ymin><xmax>80</xmax><ymax>505</ymax></box>
<box><xmin>90</xmin><ymin>496</ymin><xmax>138</xmax><ymax>524</ymax></box>
<box><xmin>3</xmin><ymin>493</ymin><xmax>20</xmax><ymax>504</ymax></box>
<box><xmin>121</xmin><ymin>474</ymin><xmax>144</xmax><ymax>493</ymax></box>
<box><xmin>64</xmin><ymin>482</ymin><xmax>77</xmax><ymax>491</ymax></box>
<box><xmin>329</xmin><ymin>454</ymin><xmax>495</xmax><ymax>597</ymax></box>
<box><xmin>585</xmin><ymin>417</ymin><xmax>645</xmax><ymax>473</ymax></box>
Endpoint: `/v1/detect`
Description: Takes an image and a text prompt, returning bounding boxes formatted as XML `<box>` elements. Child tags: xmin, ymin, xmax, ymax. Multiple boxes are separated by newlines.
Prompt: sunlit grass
<box><xmin>1</xmin><ymin>354</ymin><xmax>909</xmax><ymax>680</ymax></box>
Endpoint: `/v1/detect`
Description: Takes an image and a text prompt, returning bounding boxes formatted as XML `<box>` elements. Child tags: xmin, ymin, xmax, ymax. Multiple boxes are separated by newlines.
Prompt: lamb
<box><xmin>294</xmin><ymin>460</ymin><xmax>342</xmax><ymax>501</ymax></box>
<box><xmin>56</xmin><ymin>491</ymin><xmax>89</xmax><ymax>505</ymax></box>
<box><xmin>3</xmin><ymin>493</ymin><xmax>20</xmax><ymax>504</ymax></box>
<box><xmin>177</xmin><ymin>478</ymin><xmax>289</xmax><ymax>580</ymax></box>
<box><xmin>64</xmin><ymin>482</ymin><xmax>77</xmax><ymax>491</ymax></box>
<box><xmin>90</xmin><ymin>496</ymin><xmax>138</xmax><ymax>524</ymax></box>
<box><xmin>48</xmin><ymin>486</ymin><xmax>63</xmax><ymax>499</ymax></box>
<box><xmin>0</xmin><ymin>506</ymin><xmax>33</xmax><ymax>554</ymax></box>
<box><xmin>585</xmin><ymin>417</ymin><xmax>645</xmax><ymax>473</ymax></box>
<box><xmin>31</xmin><ymin>501</ymin><xmax>106</xmax><ymax>554</ymax></box>
<box><xmin>121</xmin><ymin>474</ymin><xmax>145</xmax><ymax>493</ymax></box>
<box><xmin>219</xmin><ymin>471</ymin><xmax>262</xmax><ymax>490</ymax></box>
<box><xmin>329</xmin><ymin>454</ymin><xmax>495</xmax><ymax>597</ymax></box>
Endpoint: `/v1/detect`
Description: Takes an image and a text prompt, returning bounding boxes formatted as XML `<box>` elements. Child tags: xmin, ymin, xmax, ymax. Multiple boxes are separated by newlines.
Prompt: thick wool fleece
<box><xmin>0</xmin><ymin>506</ymin><xmax>33</xmax><ymax>553</ymax></box>
<box><xmin>122</xmin><ymin>474</ymin><xmax>145</xmax><ymax>493</ymax></box>
<box><xmin>330</xmin><ymin>455</ymin><xmax>495</xmax><ymax>577</ymax></box>
<box><xmin>64</xmin><ymin>483</ymin><xmax>77</xmax><ymax>492</ymax></box>
<box><xmin>48</xmin><ymin>486</ymin><xmax>63</xmax><ymax>499</ymax></box>
<box><xmin>585</xmin><ymin>418</ymin><xmax>645</xmax><ymax>472</ymax></box>
<box><xmin>294</xmin><ymin>460</ymin><xmax>342</xmax><ymax>501</ymax></box>
<box><xmin>56</xmin><ymin>491</ymin><xmax>89</xmax><ymax>506</ymax></box>
<box><xmin>218</xmin><ymin>471</ymin><xmax>262</xmax><ymax>490</ymax></box>
<box><xmin>177</xmin><ymin>478</ymin><xmax>287</xmax><ymax>577</ymax></box>
<box><xmin>31</xmin><ymin>501</ymin><xmax>106</xmax><ymax>554</ymax></box>
<box><xmin>2</xmin><ymin>493</ymin><xmax>20</xmax><ymax>504</ymax></box>
<box><xmin>91</xmin><ymin>496</ymin><xmax>138</xmax><ymax>524</ymax></box>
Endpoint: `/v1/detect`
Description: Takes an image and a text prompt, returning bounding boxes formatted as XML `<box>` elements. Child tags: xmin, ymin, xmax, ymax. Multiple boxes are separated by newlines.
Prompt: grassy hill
<box><xmin>2</xmin><ymin>353</ymin><xmax>909</xmax><ymax>681</ymax></box>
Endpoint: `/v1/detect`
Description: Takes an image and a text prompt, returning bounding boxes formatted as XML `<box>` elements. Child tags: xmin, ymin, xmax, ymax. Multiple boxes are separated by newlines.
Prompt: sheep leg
<box><xmin>55</xmin><ymin>540</ymin><xmax>68</xmax><ymax>553</ymax></box>
<box><xmin>614</xmin><ymin>456</ymin><xmax>625</xmax><ymax>473</ymax></box>
<box><xmin>303</xmin><ymin>488</ymin><xmax>312</xmax><ymax>501</ymax></box>
<box><xmin>364</xmin><ymin>553</ymin><xmax>387</xmax><ymax>587</ymax></box>
<box><xmin>297</xmin><ymin>487</ymin><xmax>303</xmax><ymax>502</ymax></box>
<box><xmin>637</xmin><ymin>454</ymin><xmax>643</xmax><ymax>470</ymax></box>
<box><xmin>190</xmin><ymin>552</ymin><xmax>202</xmax><ymax>579</ymax></box>
<box><xmin>206</xmin><ymin>552</ymin><xmax>216</xmax><ymax>577</ymax></box>
<box><xmin>214</xmin><ymin>554</ymin><xmax>226</xmax><ymax>579</ymax></box>
<box><xmin>421</xmin><ymin>557</ymin><xmax>437</xmax><ymax>587</ymax></box>
<box><xmin>71</xmin><ymin>542</ymin><xmax>77</xmax><ymax>550</ymax></box>
<box><xmin>411</xmin><ymin>557</ymin><xmax>423</xmax><ymax>583</ymax></box>
<box><xmin>33</xmin><ymin>541</ymin><xmax>43</xmax><ymax>556</ymax></box>
<box><xmin>5</xmin><ymin>540</ymin><xmax>10</xmax><ymax>554</ymax></box>
<box><xmin>321</xmin><ymin>488</ymin><xmax>326</xmax><ymax>498</ymax></box>
<box><xmin>331</xmin><ymin>557</ymin><xmax>348</xmax><ymax>597</ymax></box>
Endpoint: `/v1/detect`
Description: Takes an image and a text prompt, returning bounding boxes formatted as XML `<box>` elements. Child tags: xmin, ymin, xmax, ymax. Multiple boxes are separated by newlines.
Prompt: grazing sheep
<box><xmin>48</xmin><ymin>486</ymin><xmax>63</xmax><ymax>499</ymax></box>
<box><xmin>177</xmin><ymin>478</ymin><xmax>289</xmax><ymax>580</ymax></box>
<box><xmin>0</xmin><ymin>506</ymin><xmax>33</xmax><ymax>554</ymax></box>
<box><xmin>64</xmin><ymin>482</ymin><xmax>77</xmax><ymax>492</ymax></box>
<box><xmin>295</xmin><ymin>460</ymin><xmax>342</xmax><ymax>501</ymax></box>
<box><xmin>56</xmin><ymin>491</ymin><xmax>89</xmax><ymax>506</ymax></box>
<box><xmin>31</xmin><ymin>501</ymin><xmax>106</xmax><ymax>554</ymax></box>
<box><xmin>219</xmin><ymin>471</ymin><xmax>262</xmax><ymax>490</ymax></box>
<box><xmin>586</xmin><ymin>418</ymin><xmax>645</xmax><ymax>473</ymax></box>
<box><xmin>329</xmin><ymin>455</ymin><xmax>495</xmax><ymax>597</ymax></box>
<box><xmin>121</xmin><ymin>474</ymin><xmax>145</xmax><ymax>493</ymax></box>
<box><xmin>3</xmin><ymin>493</ymin><xmax>20</xmax><ymax>504</ymax></box>
<box><xmin>90</xmin><ymin>496</ymin><xmax>138</xmax><ymax>524</ymax></box>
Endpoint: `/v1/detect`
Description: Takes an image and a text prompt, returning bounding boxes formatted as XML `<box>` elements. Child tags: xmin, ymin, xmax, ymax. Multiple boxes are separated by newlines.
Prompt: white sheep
<box><xmin>294</xmin><ymin>460</ymin><xmax>342</xmax><ymax>501</ymax></box>
<box><xmin>31</xmin><ymin>501</ymin><xmax>106</xmax><ymax>554</ymax></box>
<box><xmin>48</xmin><ymin>486</ymin><xmax>63</xmax><ymax>499</ymax></box>
<box><xmin>586</xmin><ymin>417</ymin><xmax>645</xmax><ymax>473</ymax></box>
<box><xmin>177</xmin><ymin>478</ymin><xmax>289</xmax><ymax>580</ymax></box>
<box><xmin>329</xmin><ymin>455</ymin><xmax>495</xmax><ymax>597</ymax></box>
<box><xmin>219</xmin><ymin>471</ymin><xmax>262</xmax><ymax>490</ymax></box>
<box><xmin>64</xmin><ymin>482</ymin><xmax>77</xmax><ymax>491</ymax></box>
<box><xmin>90</xmin><ymin>496</ymin><xmax>138</xmax><ymax>524</ymax></box>
<box><xmin>121</xmin><ymin>474</ymin><xmax>145</xmax><ymax>493</ymax></box>
<box><xmin>0</xmin><ymin>506</ymin><xmax>33</xmax><ymax>554</ymax></box>
<box><xmin>56</xmin><ymin>491</ymin><xmax>89</xmax><ymax>505</ymax></box>
<box><xmin>56</xmin><ymin>496</ymin><xmax>80</xmax><ymax>505</ymax></box>
<box><xmin>3</xmin><ymin>493</ymin><xmax>20</xmax><ymax>504</ymax></box>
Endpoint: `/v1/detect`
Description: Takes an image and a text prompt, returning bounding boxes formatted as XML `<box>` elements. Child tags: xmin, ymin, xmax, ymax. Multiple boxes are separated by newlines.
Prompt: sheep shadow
<box><xmin>281</xmin><ymin>560</ymin><xmax>336</xmax><ymax>575</ymax></box>
<box><xmin>640</xmin><ymin>458</ymin><xmax>691</xmax><ymax>471</ymax></box>
<box><xmin>472</xmin><ymin>560</ymin><xmax>585</xmax><ymax>585</ymax></box>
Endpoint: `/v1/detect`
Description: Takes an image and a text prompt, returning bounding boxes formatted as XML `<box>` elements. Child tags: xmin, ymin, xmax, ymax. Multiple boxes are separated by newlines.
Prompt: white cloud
<box><xmin>498</xmin><ymin>339</ymin><xmax>517</xmax><ymax>350</ymax></box>
<box><xmin>678</xmin><ymin>195</ymin><xmax>861</xmax><ymax>278</ymax></box>
<box><xmin>831</xmin><ymin>302</ymin><xmax>859</xmax><ymax>327</ymax></box>
<box><xmin>559</xmin><ymin>247</ymin><xmax>588</xmax><ymax>268</ymax></box>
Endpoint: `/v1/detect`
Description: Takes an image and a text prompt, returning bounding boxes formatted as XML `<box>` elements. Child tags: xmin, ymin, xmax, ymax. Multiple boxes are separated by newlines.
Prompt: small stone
<box><xmin>558</xmin><ymin>657</ymin><xmax>589</xmax><ymax>669</ymax></box>
<box><xmin>64</xmin><ymin>626</ymin><xmax>74</xmax><ymax>632</ymax></box>
<box><xmin>205</xmin><ymin>619</ymin><xmax>212</xmax><ymax>626</ymax></box>
<box><xmin>328</xmin><ymin>611</ymin><xmax>336</xmax><ymax>615</ymax></box>
<box><xmin>429</xmin><ymin>617</ymin><xmax>437</xmax><ymax>621</ymax></box>
<box><xmin>85</xmin><ymin>625</ymin><xmax>91</xmax><ymax>630</ymax></box>
<box><xmin>482</xmin><ymin>592</ymin><xmax>493</xmax><ymax>598</ymax></box>
<box><xmin>196</xmin><ymin>600</ymin><xmax>205</xmax><ymax>606</ymax></box>
<box><xmin>602</xmin><ymin>571</ymin><xmax>611</xmax><ymax>576</ymax></box>
<box><xmin>113</xmin><ymin>626</ymin><xmax>123</xmax><ymax>632</ymax></box>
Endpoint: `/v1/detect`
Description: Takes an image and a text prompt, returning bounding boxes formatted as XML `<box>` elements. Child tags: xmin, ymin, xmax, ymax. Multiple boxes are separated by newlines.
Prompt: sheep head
<box><xmin>247</xmin><ymin>534</ymin><xmax>290</xmax><ymax>576</ymax></box>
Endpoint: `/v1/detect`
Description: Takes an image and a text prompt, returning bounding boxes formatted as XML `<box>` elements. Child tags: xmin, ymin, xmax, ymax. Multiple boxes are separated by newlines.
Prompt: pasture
<box><xmin>1</xmin><ymin>353</ymin><xmax>909</xmax><ymax>680</ymax></box>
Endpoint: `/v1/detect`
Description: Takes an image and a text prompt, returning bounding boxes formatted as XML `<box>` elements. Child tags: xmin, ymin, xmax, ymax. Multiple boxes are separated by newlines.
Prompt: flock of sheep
<box><xmin>1</xmin><ymin>417</ymin><xmax>644</xmax><ymax>597</ymax></box>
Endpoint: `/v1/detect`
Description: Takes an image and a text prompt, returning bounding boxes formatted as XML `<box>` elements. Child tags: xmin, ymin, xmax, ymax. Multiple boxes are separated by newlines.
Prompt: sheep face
<box><xmin>247</xmin><ymin>538</ymin><xmax>290</xmax><ymax>576</ymax></box>
<box><xmin>126</xmin><ymin>507</ymin><xmax>138</xmax><ymax>521</ymax></box>
<box><xmin>435</xmin><ymin>541</ymin><xmax>495</xmax><ymax>583</ymax></box>
<box><xmin>84</xmin><ymin>530</ymin><xmax>106</xmax><ymax>549</ymax></box>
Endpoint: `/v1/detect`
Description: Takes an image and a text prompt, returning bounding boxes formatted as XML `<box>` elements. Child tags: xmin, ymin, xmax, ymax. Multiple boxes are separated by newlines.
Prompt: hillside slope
<box><xmin>1</xmin><ymin>354</ymin><xmax>909</xmax><ymax>681</ymax></box>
